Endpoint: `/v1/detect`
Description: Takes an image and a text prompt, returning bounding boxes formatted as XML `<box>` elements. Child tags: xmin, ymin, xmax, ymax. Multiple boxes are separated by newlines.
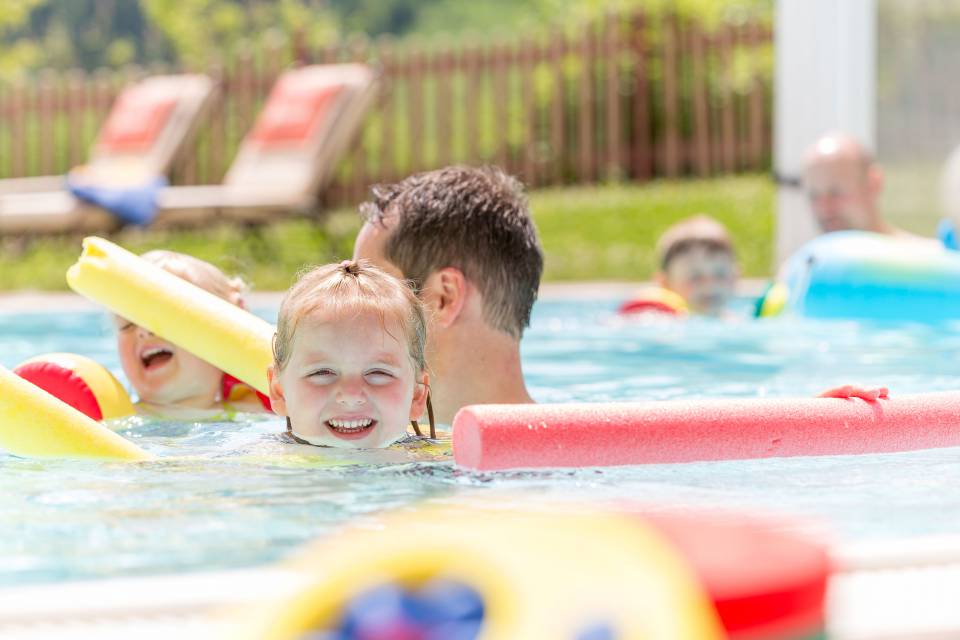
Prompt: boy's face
<box><xmin>115</xmin><ymin>318</ymin><xmax>223</xmax><ymax>406</ymax></box>
<box><xmin>661</xmin><ymin>247</ymin><xmax>737</xmax><ymax>316</ymax></box>
<box><xmin>268</xmin><ymin>311</ymin><xmax>427</xmax><ymax>449</ymax></box>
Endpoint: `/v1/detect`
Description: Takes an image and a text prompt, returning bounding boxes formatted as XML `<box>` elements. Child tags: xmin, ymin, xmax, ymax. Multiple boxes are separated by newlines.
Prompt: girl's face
<box><xmin>115</xmin><ymin>318</ymin><xmax>223</xmax><ymax>408</ymax></box>
<box><xmin>268</xmin><ymin>310</ymin><xmax>428</xmax><ymax>449</ymax></box>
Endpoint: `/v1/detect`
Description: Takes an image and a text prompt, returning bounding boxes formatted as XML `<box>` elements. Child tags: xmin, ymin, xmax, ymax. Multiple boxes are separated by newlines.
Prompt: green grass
<box><xmin>0</xmin><ymin>174</ymin><xmax>774</xmax><ymax>291</ymax></box>
<box><xmin>532</xmin><ymin>175</ymin><xmax>774</xmax><ymax>280</ymax></box>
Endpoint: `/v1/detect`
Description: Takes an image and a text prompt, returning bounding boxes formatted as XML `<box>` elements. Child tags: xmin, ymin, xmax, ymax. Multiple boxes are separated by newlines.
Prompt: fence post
<box><xmin>747</xmin><ymin>22</ymin><xmax>765</xmax><ymax>170</ymax></box>
<box><xmin>462</xmin><ymin>43</ymin><xmax>480</xmax><ymax>165</ymax></box>
<box><xmin>577</xmin><ymin>22</ymin><xmax>596</xmax><ymax>183</ymax></box>
<box><xmin>603</xmin><ymin>12</ymin><xmax>623</xmax><ymax>182</ymax></box>
<box><xmin>549</xmin><ymin>29</ymin><xmax>567</xmax><ymax>185</ymax></box>
<box><xmin>408</xmin><ymin>45</ymin><xmax>425</xmax><ymax>173</ymax></box>
<box><xmin>520</xmin><ymin>37</ymin><xmax>538</xmax><ymax>186</ymax></box>
<box><xmin>66</xmin><ymin>70</ymin><xmax>87</xmax><ymax>169</ymax></box>
<box><xmin>719</xmin><ymin>24</ymin><xmax>737</xmax><ymax>174</ymax></box>
<box><xmin>661</xmin><ymin>13</ymin><xmax>681</xmax><ymax>178</ymax></box>
<box><xmin>630</xmin><ymin>11</ymin><xmax>652</xmax><ymax>181</ymax></box>
<box><xmin>690</xmin><ymin>24</ymin><xmax>711</xmax><ymax>177</ymax></box>
<box><xmin>436</xmin><ymin>46</ymin><xmax>454</xmax><ymax>169</ymax></box>
<box><xmin>492</xmin><ymin>41</ymin><xmax>511</xmax><ymax>171</ymax></box>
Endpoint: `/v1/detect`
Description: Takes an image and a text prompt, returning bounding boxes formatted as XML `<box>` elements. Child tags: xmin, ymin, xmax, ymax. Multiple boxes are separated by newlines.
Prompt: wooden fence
<box><xmin>0</xmin><ymin>10</ymin><xmax>772</xmax><ymax>210</ymax></box>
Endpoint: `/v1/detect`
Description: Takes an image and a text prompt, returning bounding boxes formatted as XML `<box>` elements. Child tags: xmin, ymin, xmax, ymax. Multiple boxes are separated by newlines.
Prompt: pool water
<box><xmin>3</xmin><ymin>300</ymin><xmax>960</xmax><ymax>587</ymax></box>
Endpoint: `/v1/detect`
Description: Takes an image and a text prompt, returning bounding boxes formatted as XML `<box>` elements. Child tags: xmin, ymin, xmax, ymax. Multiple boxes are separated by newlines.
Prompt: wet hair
<box><xmin>272</xmin><ymin>259</ymin><xmax>427</xmax><ymax>376</ymax></box>
<box><xmin>657</xmin><ymin>215</ymin><xmax>736</xmax><ymax>272</ymax></box>
<box><xmin>141</xmin><ymin>250</ymin><xmax>247</xmax><ymax>308</ymax></box>
<box><xmin>359</xmin><ymin>166</ymin><xmax>543</xmax><ymax>340</ymax></box>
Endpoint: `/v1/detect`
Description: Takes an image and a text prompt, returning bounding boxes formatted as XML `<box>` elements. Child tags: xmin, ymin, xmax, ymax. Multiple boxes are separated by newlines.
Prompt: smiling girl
<box><xmin>114</xmin><ymin>250</ymin><xmax>270</xmax><ymax>417</ymax></box>
<box><xmin>268</xmin><ymin>260</ymin><xmax>433</xmax><ymax>449</ymax></box>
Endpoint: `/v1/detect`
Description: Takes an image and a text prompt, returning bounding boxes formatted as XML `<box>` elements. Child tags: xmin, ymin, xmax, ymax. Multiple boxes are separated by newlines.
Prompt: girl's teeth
<box><xmin>329</xmin><ymin>419</ymin><xmax>372</xmax><ymax>430</ymax></box>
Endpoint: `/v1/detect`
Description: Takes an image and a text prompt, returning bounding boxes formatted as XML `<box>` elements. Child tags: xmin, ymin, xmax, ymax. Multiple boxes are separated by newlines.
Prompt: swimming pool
<box><xmin>3</xmin><ymin>296</ymin><xmax>960</xmax><ymax>588</ymax></box>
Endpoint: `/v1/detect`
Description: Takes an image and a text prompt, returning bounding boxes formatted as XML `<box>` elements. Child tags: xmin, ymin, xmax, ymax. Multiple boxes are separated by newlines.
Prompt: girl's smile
<box><xmin>269</xmin><ymin>311</ymin><xmax>428</xmax><ymax>449</ymax></box>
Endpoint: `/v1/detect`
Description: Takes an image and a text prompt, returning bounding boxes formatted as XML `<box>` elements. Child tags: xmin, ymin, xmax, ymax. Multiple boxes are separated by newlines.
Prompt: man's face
<box><xmin>353</xmin><ymin>219</ymin><xmax>403</xmax><ymax>279</ymax></box>
<box><xmin>803</xmin><ymin>158</ymin><xmax>875</xmax><ymax>232</ymax></box>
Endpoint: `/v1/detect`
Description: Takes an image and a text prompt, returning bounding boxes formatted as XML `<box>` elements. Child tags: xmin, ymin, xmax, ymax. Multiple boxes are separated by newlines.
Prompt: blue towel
<box><xmin>938</xmin><ymin>218</ymin><xmax>958</xmax><ymax>251</ymax></box>
<box><xmin>67</xmin><ymin>174</ymin><xmax>167</xmax><ymax>226</ymax></box>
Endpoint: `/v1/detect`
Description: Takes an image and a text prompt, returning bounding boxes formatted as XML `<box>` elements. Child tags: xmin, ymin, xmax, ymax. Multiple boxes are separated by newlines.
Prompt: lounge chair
<box><xmin>0</xmin><ymin>74</ymin><xmax>217</xmax><ymax>233</ymax></box>
<box><xmin>0</xmin><ymin>64</ymin><xmax>377</xmax><ymax>233</ymax></box>
<box><xmin>154</xmin><ymin>63</ymin><xmax>377</xmax><ymax>227</ymax></box>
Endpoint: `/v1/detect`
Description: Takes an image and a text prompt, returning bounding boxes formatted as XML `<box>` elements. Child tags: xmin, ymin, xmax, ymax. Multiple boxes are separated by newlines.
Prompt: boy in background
<box><xmin>654</xmin><ymin>215</ymin><xmax>739</xmax><ymax>317</ymax></box>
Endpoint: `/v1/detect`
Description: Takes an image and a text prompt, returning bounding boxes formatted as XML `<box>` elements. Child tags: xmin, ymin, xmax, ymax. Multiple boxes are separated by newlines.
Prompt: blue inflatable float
<box><xmin>772</xmin><ymin>230</ymin><xmax>960</xmax><ymax>322</ymax></box>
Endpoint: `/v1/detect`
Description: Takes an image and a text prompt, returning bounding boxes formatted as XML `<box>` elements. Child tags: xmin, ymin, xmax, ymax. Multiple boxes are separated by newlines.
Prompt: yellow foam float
<box><xmin>224</xmin><ymin>504</ymin><xmax>724</xmax><ymax>640</ymax></box>
<box><xmin>0</xmin><ymin>364</ymin><xmax>152</xmax><ymax>461</ymax></box>
<box><xmin>67</xmin><ymin>236</ymin><xmax>274</xmax><ymax>394</ymax></box>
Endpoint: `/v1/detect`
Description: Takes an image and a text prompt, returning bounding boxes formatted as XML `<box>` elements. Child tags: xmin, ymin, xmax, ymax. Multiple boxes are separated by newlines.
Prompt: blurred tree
<box><xmin>140</xmin><ymin>0</ymin><xmax>337</xmax><ymax>68</ymax></box>
<box><xmin>0</xmin><ymin>0</ymin><xmax>772</xmax><ymax>76</ymax></box>
<box><xmin>0</xmin><ymin>0</ymin><xmax>43</xmax><ymax>77</ymax></box>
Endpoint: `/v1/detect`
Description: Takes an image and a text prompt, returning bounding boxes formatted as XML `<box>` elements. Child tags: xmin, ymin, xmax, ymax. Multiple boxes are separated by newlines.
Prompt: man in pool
<box><xmin>802</xmin><ymin>132</ymin><xmax>913</xmax><ymax>237</ymax></box>
<box><xmin>353</xmin><ymin>166</ymin><xmax>544</xmax><ymax>424</ymax></box>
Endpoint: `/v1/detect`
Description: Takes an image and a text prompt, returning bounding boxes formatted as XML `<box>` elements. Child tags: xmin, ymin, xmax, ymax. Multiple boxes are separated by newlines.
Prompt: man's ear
<box><xmin>654</xmin><ymin>270</ymin><xmax>668</xmax><ymax>288</ymax></box>
<box><xmin>409</xmin><ymin>372</ymin><xmax>429</xmax><ymax>421</ymax></box>
<box><xmin>421</xmin><ymin>267</ymin><xmax>468</xmax><ymax>328</ymax></box>
<box><xmin>267</xmin><ymin>364</ymin><xmax>287</xmax><ymax>417</ymax></box>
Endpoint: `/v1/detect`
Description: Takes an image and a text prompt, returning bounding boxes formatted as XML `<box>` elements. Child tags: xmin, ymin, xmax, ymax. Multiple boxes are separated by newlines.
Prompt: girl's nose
<box><xmin>136</xmin><ymin>326</ymin><xmax>155</xmax><ymax>339</ymax></box>
<box><xmin>336</xmin><ymin>379</ymin><xmax>367</xmax><ymax>405</ymax></box>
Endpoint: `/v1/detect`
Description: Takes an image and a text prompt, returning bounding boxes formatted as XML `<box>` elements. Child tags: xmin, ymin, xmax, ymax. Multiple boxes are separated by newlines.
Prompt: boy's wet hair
<box><xmin>142</xmin><ymin>250</ymin><xmax>247</xmax><ymax>307</ymax></box>
<box><xmin>657</xmin><ymin>215</ymin><xmax>736</xmax><ymax>272</ymax></box>
<box><xmin>359</xmin><ymin>166</ymin><xmax>543</xmax><ymax>340</ymax></box>
<box><xmin>272</xmin><ymin>259</ymin><xmax>427</xmax><ymax>376</ymax></box>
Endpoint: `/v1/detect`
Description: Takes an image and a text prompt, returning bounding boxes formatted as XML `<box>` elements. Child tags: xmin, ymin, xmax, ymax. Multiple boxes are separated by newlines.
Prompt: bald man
<box><xmin>802</xmin><ymin>132</ymin><xmax>906</xmax><ymax>235</ymax></box>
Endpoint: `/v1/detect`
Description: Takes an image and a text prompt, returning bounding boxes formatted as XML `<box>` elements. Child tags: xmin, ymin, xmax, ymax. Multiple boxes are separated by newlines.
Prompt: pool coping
<box><xmin>0</xmin><ymin>280</ymin><xmax>771</xmax><ymax>314</ymax></box>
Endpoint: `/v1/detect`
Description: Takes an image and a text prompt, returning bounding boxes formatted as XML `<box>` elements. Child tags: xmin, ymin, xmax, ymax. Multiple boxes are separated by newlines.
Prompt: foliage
<box><xmin>0</xmin><ymin>176</ymin><xmax>774</xmax><ymax>291</ymax></box>
<box><xmin>140</xmin><ymin>0</ymin><xmax>337</xmax><ymax>69</ymax></box>
<box><xmin>0</xmin><ymin>0</ymin><xmax>772</xmax><ymax>76</ymax></box>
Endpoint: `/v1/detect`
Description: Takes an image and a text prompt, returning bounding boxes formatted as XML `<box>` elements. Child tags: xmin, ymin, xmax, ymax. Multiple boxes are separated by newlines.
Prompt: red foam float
<box><xmin>14</xmin><ymin>353</ymin><xmax>134</xmax><ymax>421</ymax></box>
<box><xmin>646</xmin><ymin>512</ymin><xmax>830</xmax><ymax>639</ymax></box>
<box><xmin>452</xmin><ymin>392</ymin><xmax>960</xmax><ymax>471</ymax></box>
<box><xmin>617</xmin><ymin>287</ymin><xmax>688</xmax><ymax>316</ymax></box>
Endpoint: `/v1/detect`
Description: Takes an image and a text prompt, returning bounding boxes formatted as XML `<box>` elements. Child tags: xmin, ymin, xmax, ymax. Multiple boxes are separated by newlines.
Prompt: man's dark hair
<box><xmin>359</xmin><ymin>166</ymin><xmax>543</xmax><ymax>339</ymax></box>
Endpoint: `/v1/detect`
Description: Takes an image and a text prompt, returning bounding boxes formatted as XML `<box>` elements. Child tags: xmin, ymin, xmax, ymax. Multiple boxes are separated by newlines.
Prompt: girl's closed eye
<box><xmin>364</xmin><ymin>368</ymin><xmax>396</xmax><ymax>384</ymax></box>
<box><xmin>307</xmin><ymin>368</ymin><xmax>337</xmax><ymax>382</ymax></box>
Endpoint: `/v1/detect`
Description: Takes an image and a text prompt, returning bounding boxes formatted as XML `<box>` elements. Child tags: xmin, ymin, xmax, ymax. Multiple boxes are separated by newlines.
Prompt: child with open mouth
<box><xmin>267</xmin><ymin>259</ymin><xmax>433</xmax><ymax>449</ymax></box>
<box><xmin>114</xmin><ymin>250</ymin><xmax>270</xmax><ymax>417</ymax></box>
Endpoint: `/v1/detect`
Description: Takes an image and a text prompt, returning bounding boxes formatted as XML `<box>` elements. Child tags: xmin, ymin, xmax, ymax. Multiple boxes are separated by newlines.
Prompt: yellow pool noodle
<box><xmin>0</xmin><ymin>364</ymin><xmax>152</xmax><ymax>461</ymax></box>
<box><xmin>67</xmin><ymin>237</ymin><xmax>274</xmax><ymax>395</ymax></box>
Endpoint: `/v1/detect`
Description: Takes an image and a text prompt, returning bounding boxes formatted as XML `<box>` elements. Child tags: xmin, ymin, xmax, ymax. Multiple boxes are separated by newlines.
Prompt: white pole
<box><xmin>774</xmin><ymin>0</ymin><xmax>876</xmax><ymax>266</ymax></box>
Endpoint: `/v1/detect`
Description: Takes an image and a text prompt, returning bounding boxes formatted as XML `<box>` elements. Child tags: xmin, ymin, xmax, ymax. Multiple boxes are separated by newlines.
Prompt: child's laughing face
<box><xmin>115</xmin><ymin>318</ymin><xmax>223</xmax><ymax>408</ymax></box>
<box><xmin>269</xmin><ymin>311</ymin><xmax>428</xmax><ymax>449</ymax></box>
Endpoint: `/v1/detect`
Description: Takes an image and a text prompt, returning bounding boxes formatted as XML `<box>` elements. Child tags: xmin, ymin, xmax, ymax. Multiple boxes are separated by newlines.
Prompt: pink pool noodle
<box><xmin>452</xmin><ymin>392</ymin><xmax>960</xmax><ymax>470</ymax></box>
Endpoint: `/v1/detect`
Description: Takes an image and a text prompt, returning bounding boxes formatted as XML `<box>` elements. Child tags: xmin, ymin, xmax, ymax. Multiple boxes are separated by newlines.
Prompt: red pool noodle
<box><xmin>452</xmin><ymin>392</ymin><xmax>960</xmax><ymax>470</ymax></box>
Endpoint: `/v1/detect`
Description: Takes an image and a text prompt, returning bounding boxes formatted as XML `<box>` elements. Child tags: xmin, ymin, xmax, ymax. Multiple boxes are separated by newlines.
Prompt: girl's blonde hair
<box><xmin>142</xmin><ymin>250</ymin><xmax>247</xmax><ymax>308</ymax></box>
<box><xmin>272</xmin><ymin>259</ymin><xmax>427</xmax><ymax>375</ymax></box>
